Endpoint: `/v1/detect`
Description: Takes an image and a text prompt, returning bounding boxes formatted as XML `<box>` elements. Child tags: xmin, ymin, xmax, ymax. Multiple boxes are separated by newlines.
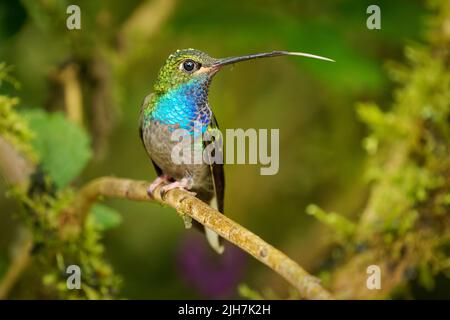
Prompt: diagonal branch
<box><xmin>0</xmin><ymin>239</ymin><xmax>33</xmax><ymax>300</ymax></box>
<box><xmin>73</xmin><ymin>177</ymin><xmax>333</xmax><ymax>300</ymax></box>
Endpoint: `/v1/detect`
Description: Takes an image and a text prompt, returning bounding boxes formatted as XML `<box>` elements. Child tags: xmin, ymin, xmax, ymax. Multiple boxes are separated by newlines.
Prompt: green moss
<box><xmin>12</xmin><ymin>187</ymin><xmax>121</xmax><ymax>299</ymax></box>
<box><xmin>0</xmin><ymin>64</ymin><xmax>37</xmax><ymax>161</ymax></box>
<box><xmin>327</xmin><ymin>0</ymin><xmax>450</xmax><ymax>296</ymax></box>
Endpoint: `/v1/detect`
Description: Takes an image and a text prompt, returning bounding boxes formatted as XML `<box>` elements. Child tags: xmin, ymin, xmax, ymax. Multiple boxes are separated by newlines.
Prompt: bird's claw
<box><xmin>147</xmin><ymin>175</ymin><xmax>169</xmax><ymax>198</ymax></box>
<box><xmin>160</xmin><ymin>177</ymin><xmax>196</xmax><ymax>197</ymax></box>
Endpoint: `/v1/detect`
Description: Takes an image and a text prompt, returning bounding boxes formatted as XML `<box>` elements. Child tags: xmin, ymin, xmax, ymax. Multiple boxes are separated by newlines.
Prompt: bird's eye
<box><xmin>180</xmin><ymin>59</ymin><xmax>200</xmax><ymax>73</ymax></box>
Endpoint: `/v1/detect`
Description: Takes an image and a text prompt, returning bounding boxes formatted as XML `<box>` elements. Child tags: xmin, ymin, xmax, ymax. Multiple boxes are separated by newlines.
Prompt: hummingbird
<box><xmin>139</xmin><ymin>49</ymin><xmax>334</xmax><ymax>254</ymax></box>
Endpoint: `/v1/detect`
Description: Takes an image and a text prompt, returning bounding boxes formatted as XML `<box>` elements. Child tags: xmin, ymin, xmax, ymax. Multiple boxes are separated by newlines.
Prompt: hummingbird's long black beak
<box><xmin>212</xmin><ymin>51</ymin><xmax>334</xmax><ymax>68</ymax></box>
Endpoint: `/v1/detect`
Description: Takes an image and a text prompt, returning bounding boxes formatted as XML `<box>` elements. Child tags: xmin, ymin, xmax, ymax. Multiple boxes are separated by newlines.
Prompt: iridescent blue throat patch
<box><xmin>150</xmin><ymin>77</ymin><xmax>211</xmax><ymax>134</ymax></box>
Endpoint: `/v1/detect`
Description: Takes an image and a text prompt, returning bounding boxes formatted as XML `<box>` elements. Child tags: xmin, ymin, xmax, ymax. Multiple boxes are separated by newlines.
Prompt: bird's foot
<box><xmin>160</xmin><ymin>177</ymin><xmax>195</xmax><ymax>228</ymax></box>
<box><xmin>147</xmin><ymin>175</ymin><xmax>170</xmax><ymax>198</ymax></box>
<box><xmin>160</xmin><ymin>177</ymin><xmax>196</xmax><ymax>196</ymax></box>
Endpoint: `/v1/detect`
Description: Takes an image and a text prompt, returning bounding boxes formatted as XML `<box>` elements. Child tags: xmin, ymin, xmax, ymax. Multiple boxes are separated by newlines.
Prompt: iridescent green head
<box><xmin>153</xmin><ymin>49</ymin><xmax>217</xmax><ymax>95</ymax></box>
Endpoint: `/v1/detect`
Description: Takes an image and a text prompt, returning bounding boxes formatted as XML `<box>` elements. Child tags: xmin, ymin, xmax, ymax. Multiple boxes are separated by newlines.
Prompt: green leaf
<box><xmin>22</xmin><ymin>110</ymin><xmax>92</xmax><ymax>188</ymax></box>
<box><xmin>90</xmin><ymin>204</ymin><xmax>122</xmax><ymax>231</ymax></box>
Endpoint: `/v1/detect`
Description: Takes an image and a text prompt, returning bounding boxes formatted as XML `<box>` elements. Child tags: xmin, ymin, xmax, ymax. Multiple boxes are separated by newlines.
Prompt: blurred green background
<box><xmin>0</xmin><ymin>0</ymin><xmax>429</xmax><ymax>299</ymax></box>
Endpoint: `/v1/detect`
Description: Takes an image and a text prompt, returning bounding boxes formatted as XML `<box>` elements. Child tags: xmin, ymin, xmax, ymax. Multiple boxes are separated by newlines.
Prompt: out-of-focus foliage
<box><xmin>0</xmin><ymin>64</ymin><xmax>35</xmax><ymax>161</ymax></box>
<box><xmin>1</xmin><ymin>0</ymin><xmax>449</xmax><ymax>300</ymax></box>
<box><xmin>22</xmin><ymin>110</ymin><xmax>92</xmax><ymax>188</ymax></box>
<box><xmin>357</xmin><ymin>45</ymin><xmax>450</xmax><ymax>235</ymax></box>
<box><xmin>306</xmin><ymin>204</ymin><xmax>356</xmax><ymax>240</ymax></box>
<box><xmin>90</xmin><ymin>204</ymin><xmax>123</xmax><ymax>231</ymax></box>
<box><xmin>316</xmin><ymin>0</ymin><xmax>450</xmax><ymax>298</ymax></box>
<box><xmin>12</xmin><ymin>186</ymin><xmax>121</xmax><ymax>299</ymax></box>
<box><xmin>1</xmin><ymin>63</ymin><xmax>121</xmax><ymax>299</ymax></box>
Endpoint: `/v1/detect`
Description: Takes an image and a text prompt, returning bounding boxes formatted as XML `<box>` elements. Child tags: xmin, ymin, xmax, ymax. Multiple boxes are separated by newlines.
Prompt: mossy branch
<box><xmin>73</xmin><ymin>176</ymin><xmax>333</xmax><ymax>300</ymax></box>
<box><xmin>0</xmin><ymin>136</ymin><xmax>33</xmax><ymax>185</ymax></box>
<box><xmin>0</xmin><ymin>137</ymin><xmax>34</xmax><ymax>299</ymax></box>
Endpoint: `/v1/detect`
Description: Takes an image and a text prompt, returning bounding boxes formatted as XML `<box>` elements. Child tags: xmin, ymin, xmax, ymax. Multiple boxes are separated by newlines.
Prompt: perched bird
<box><xmin>139</xmin><ymin>49</ymin><xmax>334</xmax><ymax>254</ymax></box>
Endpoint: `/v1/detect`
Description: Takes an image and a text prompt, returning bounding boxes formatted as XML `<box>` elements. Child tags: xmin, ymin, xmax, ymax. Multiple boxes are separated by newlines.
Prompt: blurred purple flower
<box><xmin>177</xmin><ymin>232</ymin><xmax>247</xmax><ymax>299</ymax></box>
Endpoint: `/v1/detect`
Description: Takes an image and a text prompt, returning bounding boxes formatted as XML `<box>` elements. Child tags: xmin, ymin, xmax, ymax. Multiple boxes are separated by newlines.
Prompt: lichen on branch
<box><xmin>72</xmin><ymin>177</ymin><xmax>333</xmax><ymax>300</ymax></box>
